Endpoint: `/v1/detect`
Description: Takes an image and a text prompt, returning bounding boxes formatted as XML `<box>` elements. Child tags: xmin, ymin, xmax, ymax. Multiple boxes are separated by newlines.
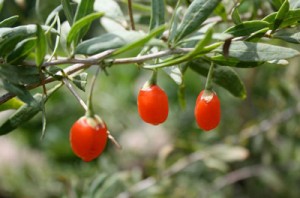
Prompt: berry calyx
<box><xmin>194</xmin><ymin>90</ymin><xmax>221</xmax><ymax>131</ymax></box>
<box><xmin>137</xmin><ymin>84</ymin><xmax>169</xmax><ymax>125</ymax></box>
<box><xmin>70</xmin><ymin>115</ymin><xmax>108</xmax><ymax>162</ymax></box>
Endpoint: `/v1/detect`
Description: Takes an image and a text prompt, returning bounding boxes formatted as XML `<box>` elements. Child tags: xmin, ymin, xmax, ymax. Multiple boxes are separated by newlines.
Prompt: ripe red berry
<box><xmin>70</xmin><ymin>116</ymin><xmax>108</xmax><ymax>162</ymax></box>
<box><xmin>194</xmin><ymin>90</ymin><xmax>221</xmax><ymax>131</ymax></box>
<box><xmin>137</xmin><ymin>84</ymin><xmax>168</xmax><ymax>125</ymax></box>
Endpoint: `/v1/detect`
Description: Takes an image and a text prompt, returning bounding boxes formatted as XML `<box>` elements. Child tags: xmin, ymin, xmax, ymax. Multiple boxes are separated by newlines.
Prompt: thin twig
<box><xmin>0</xmin><ymin>48</ymin><xmax>192</xmax><ymax>105</ymax></box>
<box><xmin>127</xmin><ymin>0</ymin><xmax>135</xmax><ymax>30</ymax></box>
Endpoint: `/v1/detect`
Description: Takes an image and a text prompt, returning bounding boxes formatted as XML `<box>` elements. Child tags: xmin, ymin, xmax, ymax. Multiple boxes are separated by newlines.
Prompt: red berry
<box><xmin>194</xmin><ymin>90</ymin><xmax>221</xmax><ymax>131</ymax></box>
<box><xmin>70</xmin><ymin>116</ymin><xmax>108</xmax><ymax>162</ymax></box>
<box><xmin>137</xmin><ymin>84</ymin><xmax>168</xmax><ymax>125</ymax></box>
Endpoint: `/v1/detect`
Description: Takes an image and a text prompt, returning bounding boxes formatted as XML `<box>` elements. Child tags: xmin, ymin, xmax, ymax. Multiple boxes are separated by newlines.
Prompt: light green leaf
<box><xmin>189</xmin><ymin>60</ymin><xmax>247</xmax><ymax>99</ymax></box>
<box><xmin>231</xmin><ymin>7</ymin><xmax>242</xmax><ymax>25</ymax></box>
<box><xmin>35</xmin><ymin>24</ymin><xmax>47</xmax><ymax>67</ymax></box>
<box><xmin>174</xmin><ymin>0</ymin><xmax>221</xmax><ymax>42</ymax></box>
<box><xmin>0</xmin><ymin>94</ymin><xmax>43</xmax><ymax>135</ymax></box>
<box><xmin>112</xmin><ymin>25</ymin><xmax>166</xmax><ymax>56</ymax></box>
<box><xmin>215</xmin><ymin>41</ymin><xmax>300</xmax><ymax>62</ymax></box>
<box><xmin>225</xmin><ymin>20</ymin><xmax>270</xmax><ymax>37</ymax></box>
<box><xmin>210</xmin><ymin>145</ymin><xmax>249</xmax><ymax>162</ymax></box>
<box><xmin>273</xmin><ymin>29</ymin><xmax>300</xmax><ymax>43</ymax></box>
<box><xmin>67</xmin><ymin>12</ymin><xmax>104</xmax><ymax>47</ymax></box>
<box><xmin>0</xmin><ymin>97</ymin><xmax>24</xmax><ymax>112</ymax></box>
<box><xmin>75</xmin><ymin>31</ymin><xmax>144</xmax><ymax>55</ymax></box>
<box><xmin>163</xmin><ymin>66</ymin><xmax>182</xmax><ymax>85</ymax></box>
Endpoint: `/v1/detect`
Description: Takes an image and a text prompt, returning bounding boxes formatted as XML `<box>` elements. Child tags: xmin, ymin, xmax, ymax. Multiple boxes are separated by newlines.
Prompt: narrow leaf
<box><xmin>231</xmin><ymin>7</ymin><xmax>242</xmax><ymax>25</ymax></box>
<box><xmin>2</xmin><ymin>81</ymin><xmax>35</xmax><ymax>104</ymax></box>
<box><xmin>0</xmin><ymin>64</ymin><xmax>41</xmax><ymax>85</ymax></box>
<box><xmin>75</xmin><ymin>31</ymin><xmax>143</xmax><ymax>55</ymax></box>
<box><xmin>273</xmin><ymin>0</ymin><xmax>290</xmax><ymax>30</ymax></box>
<box><xmin>0</xmin><ymin>94</ymin><xmax>43</xmax><ymax>135</ymax></box>
<box><xmin>210</xmin><ymin>55</ymin><xmax>264</xmax><ymax>68</ymax></box>
<box><xmin>163</xmin><ymin>66</ymin><xmax>182</xmax><ymax>85</ymax></box>
<box><xmin>0</xmin><ymin>15</ymin><xmax>19</xmax><ymax>27</ymax></box>
<box><xmin>35</xmin><ymin>24</ymin><xmax>47</xmax><ymax>67</ymax></box>
<box><xmin>7</xmin><ymin>37</ymin><xmax>36</xmax><ymax>64</ymax></box>
<box><xmin>225</xmin><ymin>20</ymin><xmax>270</xmax><ymax>37</ymax></box>
<box><xmin>71</xmin><ymin>72</ymin><xmax>88</xmax><ymax>91</ymax></box>
<box><xmin>149</xmin><ymin>0</ymin><xmax>165</xmax><ymax>31</ymax></box>
<box><xmin>273</xmin><ymin>29</ymin><xmax>300</xmax><ymax>43</ymax></box>
<box><xmin>215</xmin><ymin>41</ymin><xmax>300</xmax><ymax>62</ymax></box>
<box><xmin>67</xmin><ymin>12</ymin><xmax>104</xmax><ymax>47</ymax></box>
<box><xmin>0</xmin><ymin>97</ymin><xmax>24</xmax><ymax>112</ymax></box>
<box><xmin>174</xmin><ymin>0</ymin><xmax>221</xmax><ymax>42</ymax></box>
<box><xmin>62</xmin><ymin>0</ymin><xmax>74</xmax><ymax>26</ymax></box>
<box><xmin>189</xmin><ymin>60</ymin><xmax>247</xmax><ymax>99</ymax></box>
<box><xmin>113</xmin><ymin>25</ymin><xmax>166</xmax><ymax>56</ymax></box>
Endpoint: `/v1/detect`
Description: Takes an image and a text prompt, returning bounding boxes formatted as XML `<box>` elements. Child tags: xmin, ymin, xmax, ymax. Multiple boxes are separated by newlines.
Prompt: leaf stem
<box><xmin>63</xmin><ymin>78</ymin><xmax>88</xmax><ymax>111</ymax></box>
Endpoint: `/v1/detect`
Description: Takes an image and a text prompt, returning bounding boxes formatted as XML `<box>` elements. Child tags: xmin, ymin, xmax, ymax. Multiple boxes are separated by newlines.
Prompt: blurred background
<box><xmin>1</xmin><ymin>0</ymin><xmax>300</xmax><ymax>197</ymax></box>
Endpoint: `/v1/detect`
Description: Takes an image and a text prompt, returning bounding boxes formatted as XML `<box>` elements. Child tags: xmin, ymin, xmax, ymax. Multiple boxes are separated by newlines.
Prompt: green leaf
<box><xmin>0</xmin><ymin>15</ymin><xmax>19</xmax><ymax>27</ymax></box>
<box><xmin>67</xmin><ymin>12</ymin><xmax>104</xmax><ymax>47</ymax></box>
<box><xmin>149</xmin><ymin>0</ymin><xmax>165</xmax><ymax>31</ymax></box>
<box><xmin>2</xmin><ymin>81</ymin><xmax>35</xmax><ymax>104</ymax></box>
<box><xmin>225</xmin><ymin>20</ymin><xmax>270</xmax><ymax>37</ymax></box>
<box><xmin>231</xmin><ymin>7</ymin><xmax>242</xmax><ymax>25</ymax></box>
<box><xmin>62</xmin><ymin>0</ymin><xmax>74</xmax><ymax>26</ymax></box>
<box><xmin>75</xmin><ymin>31</ymin><xmax>144</xmax><ymax>55</ymax></box>
<box><xmin>264</xmin><ymin>9</ymin><xmax>300</xmax><ymax>28</ymax></box>
<box><xmin>168</xmin><ymin>4</ymin><xmax>183</xmax><ymax>43</ymax></box>
<box><xmin>210</xmin><ymin>55</ymin><xmax>264</xmax><ymax>68</ymax></box>
<box><xmin>35</xmin><ymin>24</ymin><xmax>47</xmax><ymax>67</ymax></box>
<box><xmin>95</xmin><ymin>0</ymin><xmax>125</xmax><ymax>24</ymax></box>
<box><xmin>189</xmin><ymin>60</ymin><xmax>247</xmax><ymax>99</ymax></box>
<box><xmin>273</xmin><ymin>29</ymin><xmax>300</xmax><ymax>43</ymax></box>
<box><xmin>0</xmin><ymin>64</ymin><xmax>41</xmax><ymax>85</ymax></box>
<box><xmin>73</xmin><ymin>0</ymin><xmax>96</xmax><ymax>46</ymax></box>
<box><xmin>214</xmin><ymin>3</ymin><xmax>227</xmax><ymax>22</ymax></box>
<box><xmin>174</xmin><ymin>0</ymin><xmax>221</xmax><ymax>43</ymax></box>
<box><xmin>71</xmin><ymin>72</ymin><xmax>88</xmax><ymax>92</ymax></box>
<box><xmin>273</xmin><ymin>0</ymin><xmax>290</xmax><ymax>30</ymax></box>
<box><xmin>0</xmin><ymin>97</ymin><xmax>24</xmax><ymax>112</ymax></box>
<box><xmin>0</xmin><ymin>94</ymin><xmax>43</xmax><ymax>135</ymax></box>
<box><xmin>215</xmin><ymin>41</ymin><xmax>300</xmax><ymax>62</ymax></box>
<box><xmin>6</xmin><ymin>37</ymin><xmax>36</xmax><ymax>64</ymax></box>
<box><xmin>210</xmin><ymin>145</ymin><xmax>249</xmax><ymax>162</ymax></box>
<box><xmin>113</xmin><ymin>25</ymin><xmax>166</xmax><ymax>56</ymax></box>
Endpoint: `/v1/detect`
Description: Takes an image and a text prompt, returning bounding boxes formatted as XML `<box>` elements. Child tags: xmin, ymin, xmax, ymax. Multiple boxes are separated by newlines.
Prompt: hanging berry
<box><xmin>70</xmin><ymin>116</ymin><xmax>108</xmax><ymax>162</ymax></box>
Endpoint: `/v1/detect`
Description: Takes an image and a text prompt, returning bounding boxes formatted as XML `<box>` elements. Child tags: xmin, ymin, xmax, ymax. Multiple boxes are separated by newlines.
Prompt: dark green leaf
<box><xmin>71</xmin><ymin>72</ymin><xmax>88</xmax><ymax>92</ymax></box>
<box><xmin>0</xmin><ymin>64</ymin><xmax>41</xmax><ymax>85</ymax></box>
<box><xmin>215</xmin><ymin>41</ymin><xmax>300</xmax><ymax>62</ymax></box>
<box><xmin>2</xmin><ymin>81</ymin><xmax>35</xmax><ymax>104</ymax></box>
<box><xmin>189</xmin><ymin>60</ymin><xmax>246</xmax><ymax>99</ymax></box>
<box><xmin>225</xmin><ymin>20</ymin><xmax>270</xmax><ymax>37</ymax></box>
<box><xmin>0</xmin><ymin>94</ymin><xmax>43</xmax><ymax>135</ymax></box>
<box><xmin>174</xmin><ymin>0</ymin><xmax>221</xmax><ymax>42</ymax></box>
<box><xmin>35</xmin><ymin>24</ymin><xmax>47</xmax><ymax>67</ymax></box>
<box><xmin>0</xmin><ymin>15</ymin><xmax>19</xmax><ymax>27</ymax></box>
<box><xmin>6</xmin><ymin>37</ymin><xmax>36</xmax><ymax>64</ymax></box>
<box><xmin>0</xmin><ymin>97</ymin><xmax>24</xmax><ymax>112</ymax></box>
<box><xmin>67</xmin><ymin>12</ymin><xmax>104</xmax><ymax>47</ymax></box>
<box><xmin>211</xmin><ymin>55</ymin><xmax>264</xmax><ymax>68</ymax></box>
<box><xmin>273</xmin><ymin>0</ymin><xmax>290</xmax><ymax>30</ymax></box>
<box><xmin>149</xmin><ymin>0</ymin><xmax>165</xmax><ymax>32</ymax></box>
<box><xmin>62</xmin><ymin>0</ymin><xmax>74</xmax><ymax>26</ymax></box>
<box><xmin>231</xmin><ymin>7</ymin><xmax>242</xmax><ymax>25</ymax></box>
<box><xmin>73</xmin><ymin>0</ymin><xmax>96</xmax><ymax>46</ymax></box>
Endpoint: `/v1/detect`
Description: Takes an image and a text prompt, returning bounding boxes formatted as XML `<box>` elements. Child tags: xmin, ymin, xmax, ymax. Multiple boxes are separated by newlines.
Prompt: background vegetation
<box><xmin>0</xmin><ymin>0</ymin><xmax>300</xmax><ymax>197</ymax></box>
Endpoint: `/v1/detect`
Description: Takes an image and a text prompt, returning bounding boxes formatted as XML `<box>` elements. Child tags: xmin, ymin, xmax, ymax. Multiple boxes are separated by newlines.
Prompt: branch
<box><xmin>0</xmin><ymin>48</ymin><xmax>192</xmax><ymax>105</ymax></box>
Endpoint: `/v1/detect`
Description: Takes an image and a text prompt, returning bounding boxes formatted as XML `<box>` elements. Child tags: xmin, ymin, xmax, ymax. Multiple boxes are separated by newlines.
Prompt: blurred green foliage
<box><xmin>0</xmin><ymin>0</ymin><xmax>300</xmax><ymax>198</ymax></box>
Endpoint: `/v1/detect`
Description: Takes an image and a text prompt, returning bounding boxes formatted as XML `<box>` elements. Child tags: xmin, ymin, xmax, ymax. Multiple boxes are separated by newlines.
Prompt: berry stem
<box><xmin>86</xmin><ymin>66</ymin><xmax>101</xmax><ymax>117</ymax></box>
<box><xmin>205</xmin><ymin>62</ymin><xmax>215</xmax><ymax>91</ymax></box>
<box><xmin>149</xmin><ymin>69</ymin><xmax>158</xmax><ymax>85</ymax></box>
<box><xmin>107</xmin><ymin>131</ymin><xmax>122</xmax><ymax>150</ymax></box>
<box><xmin>63</xmin><ymin>78</ymin><xmax>88</xmax><ymax>111</ymax></box>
